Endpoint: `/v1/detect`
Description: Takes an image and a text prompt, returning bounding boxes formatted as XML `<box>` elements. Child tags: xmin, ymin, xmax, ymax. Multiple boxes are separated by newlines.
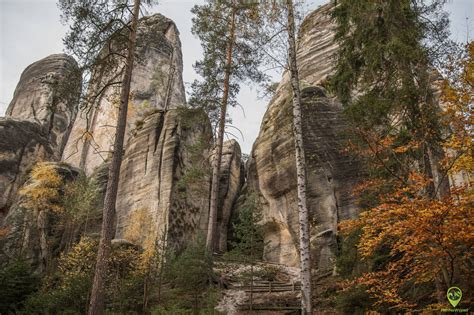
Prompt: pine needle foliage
<box><xmin>0</xmin><ymin>260</ymin><xmax>40</xmax><ymax>314</ymax></box>
<box><xmin>228</xmin><ymin>193</ymin><xmax>264</xmax><ymax>261</ymax></box>
<box><xmin>189</xmin><ymin>0</ymin><xmax>268</xmax><ymax>128</ymax></box>
<box><xmin>20</xmin><ymin>237</ymin><xmax>145</xmax><ymax>314</ymax></box>
<box><xmin>331</xmin><ymin>0</ymin><xmax>474</xmax><ymax>310</ymax></box>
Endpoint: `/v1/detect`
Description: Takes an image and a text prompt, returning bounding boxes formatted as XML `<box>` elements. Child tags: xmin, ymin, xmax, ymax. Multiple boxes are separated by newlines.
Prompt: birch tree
<box><xmin>58</xmin><ymin>0</ymin><xmax>155</xmax><ymax>313</ymax></box>
<box><xmin>253</xmin><ymin>1</ymin><xmax>313</xmax><ymax>312</ymax></box>
<box><xmin>189</xmin><ymin>0</ymin><xmax>266</xmax><ymax>252</ymax></box>
<box><xmin>286</xmin><ymin>1</ymin><xmax>313</xmax><ymax>313</ymax></box>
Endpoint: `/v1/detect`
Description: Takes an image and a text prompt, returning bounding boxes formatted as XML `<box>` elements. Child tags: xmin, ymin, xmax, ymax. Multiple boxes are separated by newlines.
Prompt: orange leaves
<box><xmin>440</xmin><ymin>41</ymin><xmax>474</xmax><ymax>177</ymax></box>
<box><xmin>342</xmin><ymin>181</ymin><xmax>474</xmax><ymax>309</ymax></box>
<box><xmin>339</xmin><ymin>42</ymin><xmax>474</xmax><ymax>310</ymax></box>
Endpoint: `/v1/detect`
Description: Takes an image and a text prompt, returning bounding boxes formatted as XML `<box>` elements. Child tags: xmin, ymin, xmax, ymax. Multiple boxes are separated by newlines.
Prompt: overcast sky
<box><xmin>1</xmin><ymin>0</ymin><xmax>472</xmax><ymax>153</ymax></box>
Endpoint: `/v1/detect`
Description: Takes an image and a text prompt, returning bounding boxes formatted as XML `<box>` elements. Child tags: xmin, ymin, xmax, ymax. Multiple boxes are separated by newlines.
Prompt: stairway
<box><xmin>215</xmin><ymin>260</ymin><xmax>302</xmax><ymax>314</ymax></box>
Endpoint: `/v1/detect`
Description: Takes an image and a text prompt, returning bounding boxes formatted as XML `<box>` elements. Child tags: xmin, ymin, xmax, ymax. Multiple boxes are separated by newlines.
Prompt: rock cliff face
<box><xmin>0</xmin><ymin>120</ymin><xmax>55</xmax><ymax>221</ymax></box>
<box><xmin>215</xmin><ymin>139</ymin><xmax>244</xmax><ymax>252</ymax></box>
<box><xmin>1</xmin><ymin>5</ymin><xmax>363</xmax><ymax>273</ymax></box>
<box><xmin>1</xmin><ymin>13</ymin><xmax>214</xmax><ymax>260</ymax></box>
<box><xmin>248</xmin><ymin>4</ymin><xmax>361</xmax><ymax>270</ymax></box>
<box><xmin>63</xmin><ymin>13</ymin><xmax>186</xmax><ymax>174</ymax></box>
<box><xmin>1</xmin><ymin>54</ymin><xmax>81</xmax><ymax>222</ymax></box>
<box><xmin>115</xmin><ymin>109</ymin><xmax>212</xmax><ymax>249</ymax></box>
<box><xmin>2</xmin><ymin>163</ymin><xmax>79</xmax><ymax>272</ymax></box>
<box><xmin>6</xmin><ymin>54</ymin><xmax>81</xmax><ymax>156</ymax></box>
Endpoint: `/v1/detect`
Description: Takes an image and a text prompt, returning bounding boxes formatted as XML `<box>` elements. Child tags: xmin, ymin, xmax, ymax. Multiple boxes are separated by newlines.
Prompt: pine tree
<box><xmin>331</xmin><ymin>0</ymin><xmax>453</xmax><ymax>200</ymax></box>
<box><xmin>330</xmin><ymin>0</ymin><xmax>471</xmax><ymax>307</ymax></box>
<box><xmin>58</xmin><ymin>0</ymin><xmax>155</xmax><ymax>313</ymax></box>
<box><xmin>189</xmin><ymin>0</ymin><xmax>267</xmax><ymax>252</ymax></box>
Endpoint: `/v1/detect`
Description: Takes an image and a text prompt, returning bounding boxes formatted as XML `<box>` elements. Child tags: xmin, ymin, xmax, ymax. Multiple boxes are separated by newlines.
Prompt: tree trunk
<box><xmin>205</xmin><ymin>1</ymin><xmax>237</xmax><ymax>252</ymax></box>
<box><xmin>88</xmin><ymin>0</ymin><xmax>141</xmax><ymax>313</ymax></box>
<box><xmin>285</xmin><ymin>0</ymin><xmax>313</xmax><ymax>314</ymax></box>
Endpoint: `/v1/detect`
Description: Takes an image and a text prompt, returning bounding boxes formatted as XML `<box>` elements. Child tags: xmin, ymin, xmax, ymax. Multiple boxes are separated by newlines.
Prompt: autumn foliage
<box><xmin>339</xmin><ymin>42</ymin><xmax>474</xmax><ymax>310</ymax></box>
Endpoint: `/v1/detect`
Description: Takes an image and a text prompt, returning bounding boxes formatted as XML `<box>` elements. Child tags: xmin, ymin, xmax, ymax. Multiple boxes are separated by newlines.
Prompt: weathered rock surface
<box><xmin>0</xmin><ymin>53</ymin><xmax>80</xmax><ymax>224</ymax></box>
<box><xmin>115</xmin><ymin>108</ymin><xmax>212</xmax><ymax>249</ymax></box>
<box><xmin>63</xmin><ymin>13</ymin><xmax>186</xmax><ymax>174</ymax></box>
<box><xmin>1</xmin><ymin>163</ymin><xmax>79</xmax><ymax>272</ymax></box>
<box><xmin>0</xmin><ymin>119</ymin><xmax>56</xmax><ymax>222</ymax></box>
<box><xmin>215</xmin><ymin>139</ymin><xmax>244</xmax><ymax>252</ymax></box>
<box><xmin>247</xmin><ymin>3</ymin><xmax>361</xmax><ymax>270</ymax></box>
<box><xmin>6</xmin><ymin>53</ymin><xmax>81</xmax><ymax>156</ymax></box>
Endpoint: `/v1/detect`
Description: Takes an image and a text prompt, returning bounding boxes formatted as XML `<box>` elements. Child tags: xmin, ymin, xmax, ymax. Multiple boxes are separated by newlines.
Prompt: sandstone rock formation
<box><xmin>1</xmin><ymin>54</ymin><xmax>81</xmax><ymax>222</ymax></box>
<box><xmin>2</xmin><ymin>163</ymin><xmax>79</xmax><ymax>272</ymax></box>
<box><xmin>6</xmin><ymin>53</ymin><xmax>81</xmax><ymax>156</ymax></box>
<box><xmin>63</xmin><ymin>13</ymin><xmax>186</xmax><ymax>174</ymax></box>
<box><xmin>247</xmin><ymin>3</ymin><xmax>361</xmax><ymax>271</ymax></box>
<box><xmin>215</xmin><ymin>139</ymin><xmax>244</xmax><ymax>252</ymax></box>
<box><xmin>0</xmin><ymin>119</ymin><xmax>55</xmax><ymax>222</ymax></box>
<box><xmin>115</xmin><ymin>108</ymin><xmax>212</xmax><ymax>249</ymax></box>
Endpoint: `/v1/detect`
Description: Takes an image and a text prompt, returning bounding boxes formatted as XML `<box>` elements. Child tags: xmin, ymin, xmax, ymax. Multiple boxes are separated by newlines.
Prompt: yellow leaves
<box><xmin>19</xmin><ymin>163</ymin><xmax>64</xmax><ymax>214</ymax></box>
<box><xmin>393</xmin><ymin>145</ymin><xmax>409</xmax><ymax>153</ymax></box>
<box><xmin>59</xmin><ymin>236</ymin><xmax>98</xmax><ymax>277</ymax></box>
<box><xmin>440</xmin><ymin>41</ymin><xmax>474</xmax><ymax>178</ymax></box>
<box><xmin>123</xmin><ymin>208</ymin><xmax>163</xmax><ymax>273</ymax></box>
<box><xmin>0</xmin><ymin>226</ymin><xmax>10</xmax><ymax>239</ymax></box>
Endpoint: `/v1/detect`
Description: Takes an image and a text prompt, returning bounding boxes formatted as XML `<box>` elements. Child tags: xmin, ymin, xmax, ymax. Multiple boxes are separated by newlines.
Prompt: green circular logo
<box><xmin>447</xmin><ymin>287</ymin><xmax>462</xmax><ymax>308</ymax></box>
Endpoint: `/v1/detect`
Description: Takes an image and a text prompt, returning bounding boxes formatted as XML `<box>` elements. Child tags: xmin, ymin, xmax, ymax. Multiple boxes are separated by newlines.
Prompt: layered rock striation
<box><xmin>0</xmin><ymin>120</ymin><xmax>55</xmax><ymax>221</ymax></box>
<box><xmin>115</xmin><ymin>109</ymin><xmax>213</xmax><ymax>249</ymax></box>
<box><xmin>247</xmin><ymin>3</ymin><xmax>361</xmax><ymax>271</ymax></box>
<box><xmin>6</xmin><ymin>53</ymin><xmax>81</xmax><ymax>156</ymax></box>
<box><xmin>63</xmin><ymin>13</ymin><xmax>186</xmax><ymax>174</ymax></box>
<box><xmin>1</xmin><ymin>54</ymin><xmax>81</xmax><ymax>222</ymax></box>
<box><xmin>1</xmin><ymin>13</ymin><xmax>214</xmax><ymax>258</ymax></box>
<box><xmin>215</xmin><ymin>139</ymin><xmax>244</xmax><ymax>253</ymax></box>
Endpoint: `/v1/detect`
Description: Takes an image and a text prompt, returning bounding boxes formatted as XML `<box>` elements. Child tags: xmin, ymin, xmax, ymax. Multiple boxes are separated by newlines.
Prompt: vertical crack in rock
<box><xmin>63</xmin><ymin>13</ymin><xmax>186</xmax><ymax>174</ymax></box>
<box><xmin>144</xmin><ymin>134</ymin><xmax>150</xmax><ymax>174</ymax></box>
<box><xmin>6</xmin><ymin>53</ymin><xmax>81</xmax><ymax>158</ymax></box>
<box><xmin>247</xmin><ymin>3</ymin><xmax>362</xmax><ymax>272</ymax></box>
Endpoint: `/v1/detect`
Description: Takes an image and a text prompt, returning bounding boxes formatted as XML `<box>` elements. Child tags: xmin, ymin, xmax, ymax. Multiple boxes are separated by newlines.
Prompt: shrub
<box><xmin>21</xmin><ymin>237</ymin><xmax>145</xmax><ymax>314</ymax></box>
<box><xmin>0</xmin><ymin>260</ymin><xmax>40</xmax><ymax>314</ymax></box>
<box><xmin>158</xmin><ymin>238</ymin><xmax>220</xmax><ymax>313</ymax></box>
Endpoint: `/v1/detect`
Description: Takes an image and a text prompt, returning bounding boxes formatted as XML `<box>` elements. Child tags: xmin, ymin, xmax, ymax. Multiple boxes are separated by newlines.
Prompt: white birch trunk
<box><xmin>286</xmin><ymin>0</ymin><xmax>313</xmax><ymax>313</ymax></box>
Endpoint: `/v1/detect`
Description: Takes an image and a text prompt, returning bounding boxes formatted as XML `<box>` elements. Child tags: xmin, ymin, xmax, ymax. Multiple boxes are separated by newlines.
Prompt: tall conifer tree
<box><xmin>58</xmin><ymin>0</ymin><xmax>155</xmax><ymax>313</ymax></box>
<box><xmin>331</xmin><ymin>0</ymin><xmax>460</xmax><ymax>304</ymax></box>
<box><xmin>190</xmin><ymin>0</ymin><xmax>266</xmax><ymax>252</ymax></box>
